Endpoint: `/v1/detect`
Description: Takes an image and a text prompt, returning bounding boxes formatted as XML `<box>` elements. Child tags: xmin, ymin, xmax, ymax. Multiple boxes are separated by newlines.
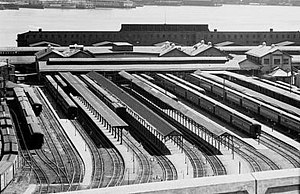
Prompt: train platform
<box><xmin>59</xmin><ymin>119</ymin><xmax>93</xmax><ymax>186</ymax></box>
<box><xmin>81</xmin><ymin>104</ymin><xmax>139</xmax><ymax>183</ymax></box>
<box><xmin>261</xmin><ymin>124</ymin><xmax>300</xmax><ymax>150</ymax></box>
<box><xmin>165</xmin><ymin>141</ymin><xmax>193</xmax><ymax>180</ymax></box>
<box><xmin>36</xmin><ymin>87</ymin><xmax>93</xmax><ymax>187</ymax></box>
<box><xmin>218</xmin><ymin>144</ymin><xmax>252</xmax><ymax>174</ymax></box>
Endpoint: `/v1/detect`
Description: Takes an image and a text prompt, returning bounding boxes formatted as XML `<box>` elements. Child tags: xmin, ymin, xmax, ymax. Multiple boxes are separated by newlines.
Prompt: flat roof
<box><xmin>39</xmin><ymin>61</ymin><xmax>239</xmax><ymax>72</ymax></box>
<box><xmin>0</xmin><ymin>56</ymin><xmax>35</xmax><ymax>64</ymax></box>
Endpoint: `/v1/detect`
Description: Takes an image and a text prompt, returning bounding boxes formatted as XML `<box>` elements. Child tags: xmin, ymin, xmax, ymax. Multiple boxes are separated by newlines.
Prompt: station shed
<box><xmin>119</xmin><ymin>71</ymin><xmax>233</xmax><ymax>153</ymax></box>
<box><xmin>86</xmin><ymin>71</ymin><xmax>183</xmax><ymax>153</ymax></box>
<box><xmin>59</xmin><ymin>72</ymin><xmax>127</xmax><ymax>144</ymax></box>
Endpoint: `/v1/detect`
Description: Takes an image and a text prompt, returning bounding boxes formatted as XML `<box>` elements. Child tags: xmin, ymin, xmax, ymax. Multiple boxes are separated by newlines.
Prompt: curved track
<box><xmin>36</xmin><ymin>88</ymin><xmax>84</xmax><ymax>191</ymax></box>
<box><xmin>71</xmin><ymin>120</ymin><xmax>105</xmax><ymax>188</ymax></box>
<box><xmin>76</xmin><ymin>96</ymin><xmax>125</xmax><ymax>187</ymax></box>
<box><xmin>234</xmin><ymin>137</ymin><xmax>280</xmax><ymax>171</ymax></box>
<box><xmin>123</xmin><ymin>131</ymin><xmax>152</xmax><ymax>184</ymax></box>
<box><xmin>10</xmin><ymin>109</ymin><xmax>50</xmax><ymax>193</ymax></box>
<box><xmin>260</xmin><ymin>132</ymin><xmax>300</xmax><ymax>168</ymax></box>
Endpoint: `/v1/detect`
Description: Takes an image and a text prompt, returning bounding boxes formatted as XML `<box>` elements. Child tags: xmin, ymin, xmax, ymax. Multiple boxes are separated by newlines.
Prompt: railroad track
<box><xmin>155</xmin><ymin>155</ymin><xmax>177</xmax><ymax>181</ymax></box>
<box><xmin>181</xmin><ymin>140</ymin><xmax>204</xmax><ymax>178</ymax></box>
<box><xmin>123</xmin><ymin>131</ymin><xmax>152</xmax><ymax>184</ymax></box>
<box><xmin>75</xmin><ymin>96</ymin><xmax>125</xmax><ymax>187</ymax></box>
<box><xmin>10</xmin><ymin>109</ymin><xmax>50</xmax><ymax>193</ymax></box>
<box><xmin>38</xmin><ymin>115</ymin><xmax>70</xmax><ymax>184</ymax></box>
<box><xmin>163</xmin><ymin>109</ymin><xmax>226</xmax><ymax>176</ymax></box>
<box><xmin>127</xmin><ymin>87</ymin><xmax>222</xmax><ymax>177</ymax></box>
<box><xmin>232</xmin><ymin>147</ymin><xmax>262</xmax><ymax>172</ymax></box>
<box><xmin>36</xmin><ymin>88</ymin><xmax>84</xmax><ymax>191</ymax></box>
<box><xmin>234</xmin><ymin>137</ymin><xmax>280</xmax><ymax>171</ymax></box>
<box><xmin>71</xmin><ymin>120</ymin><xmax>105</xmax><ymax>189</ymax></box>
<box><xmin>260</xmin><ymin>132</ymin><xmax>300</xmax><ymax>168</ymax></box>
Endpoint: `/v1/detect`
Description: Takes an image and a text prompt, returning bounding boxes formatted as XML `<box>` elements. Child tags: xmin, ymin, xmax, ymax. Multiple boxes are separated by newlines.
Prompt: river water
<box><xmin>1</xmin><ymin>4</ymin><xmax>300</xmax><ymax>46</ymax></box>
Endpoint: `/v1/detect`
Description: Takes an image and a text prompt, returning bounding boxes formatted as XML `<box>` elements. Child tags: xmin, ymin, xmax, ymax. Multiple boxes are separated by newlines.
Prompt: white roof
<box><xmin>268</xmin><ymin>68</ymin><xmax>291</xmax><ymax>77</ymax></box>
<box><xmin>246</xmin><ymin>44</ymin><xmax>280</xmax><ymax>58</ymax></box>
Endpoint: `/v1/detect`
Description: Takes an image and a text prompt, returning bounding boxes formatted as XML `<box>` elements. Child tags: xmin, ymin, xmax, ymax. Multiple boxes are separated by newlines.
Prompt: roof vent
<box><xmin>201</xmin><ymin>40</ymin><xmax>205</xmax><ymax>45</ymax></box>
<box><xmin>271</xmin><ymin>44</ymin><xmax>275</xmax><ymax>48</ymax></box>
<box><xmin>171</xmin><ymin>43</ymin><xmax>175</xmax><ymax>47</ymax></box>
<box><xmin>262</xmin><ymin>42</ymin><xmax>267</xmax><ymax>46</ymax></box>
<box><xmin>208</xmin><ymin>42</ymin><xmax>212</xmax><ymax>46</ymax></box>
<box><xmin>69</xmin><ymin>44</ymin><xmax>84</xmax><ymax>50</ymax></box>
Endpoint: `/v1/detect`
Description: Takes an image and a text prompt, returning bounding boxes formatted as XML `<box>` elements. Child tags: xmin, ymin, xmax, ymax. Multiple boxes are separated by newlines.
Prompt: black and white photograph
<box><xmin>0</xmin><ymin>0</ymin><xmax>300</xmax><ymax>193</ymax></box>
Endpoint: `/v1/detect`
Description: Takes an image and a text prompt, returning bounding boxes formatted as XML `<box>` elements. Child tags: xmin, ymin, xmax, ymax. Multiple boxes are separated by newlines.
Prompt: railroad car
<box><xmin>26</xmin><ymin>116</ymin><xmax>44</xmax><ymax>148</ymax></box>
<box><xmin>44</xmin><ymin>75</ymin><xmax>77</xmax><ymax>119</ymax></box>
<box><xmin>80</xmin><ymin>74</ymin><xmax>126</xmax><ymax>116</ymax></box>
<box><xmin>0</xmin><ymin>160</ymin><xmax>15</xmax><ymax>192</ymax></box>
<box><xmin>13</xmin><ymin>87</ymin><xmax>44</xmax><ymax>147</ymax></box>
<box><xmin>24</xmin><ymin>87</ymin><xmax>42</xmax><ymax>116</ymax></box>
<box><xmin>0</xmin><ymin>118</ymin><xmax>12</xmax><ymax>128</ymax></box>
<box><xmin>188</xmin><ymin>73</ymin><xmax>300</xmax><ymax>134</ymax></box>
<box><xmin>222</xmin><ymin>72</ymin><xmax>300</xmax><ymax>109</ymax></box>
<box><xmin>2</xmin><ymin>135</ymin><xmax>18</xmax><ymax>155</ymax></box>
<box><xmin>0</xmin><ymin>104</ymin><xmax>10</xmax><ymax>116</ymax></box>
<box><xmin>2</xmin><ymin>154</ymin><xmax>18</xmax><ymax>174</ymax></box>
<box><xmin>166</xmin><ymin>73</ymin><xmax>206</xmax><ymax>94</ymax></box>
<box><xmin>1</xmin><ymin>126</ymin><xmax>16</xmax><ymax>137</ymax></box>
<box><xmin>0</xmin><ymin>102</ymin><xmax>19</xmax><ymax>193</ymax></box>
<box><xmin>155</xmin><ymin>73</ymin><xmax>261</xmax><ymax>138</ymax></box>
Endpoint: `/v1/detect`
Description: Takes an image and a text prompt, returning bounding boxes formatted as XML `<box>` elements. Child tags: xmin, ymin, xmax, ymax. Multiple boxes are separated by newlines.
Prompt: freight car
<box><xmin>13</xmin><ymin>87</ymin><xmax>44</xmax><ymax>148</ymax></box>
<box><xmin>187</xmin><ymin>73</ymin><xmax>300</xmax><ymax>135</ymax></box>
<box><xmin>155</xmin><ymin>73</ymin><xmax>261</xmax><ymax>138</ymax></box>
<box><xmin>44</xmin><ymin>75</ymin><xmax>77</xmax><ymax>119</ymax></box>
<box><xmin>24</xmin><ymin>87</ymin><xmax>42</xmax><ymax>116</ymax></box>
<box><xmin>0</xmin><ymin>102</ymin><xmax>19</xmax><ymax>192</ymax></box>
<box><xmin>80</xmin><ymin>74</ymin><xmax>126</xmax><ymax>116</ymax></box>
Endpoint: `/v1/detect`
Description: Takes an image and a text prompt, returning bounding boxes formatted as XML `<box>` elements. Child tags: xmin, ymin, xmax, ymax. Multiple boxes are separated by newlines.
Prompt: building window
<box><xmin>283</xmin><ymin>58</ymin><xmax>289</xmax><ymax>64</ymax></box>
<box><xmin>264</xmin><ymin>58</ymin><xmax>270</xmax><ymax>64</ymax></box>
<box><xmin>274</xmin><ymin>59</ymin><xmax>281</xmax><ymax>65</ymax></box>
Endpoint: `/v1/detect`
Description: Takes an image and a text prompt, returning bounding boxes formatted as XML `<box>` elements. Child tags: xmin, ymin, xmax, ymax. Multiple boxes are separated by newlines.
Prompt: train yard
<box><xmin>1</xmin><ymin>70</ymin><xmax>300</xmax><ymax>193</ymax></box>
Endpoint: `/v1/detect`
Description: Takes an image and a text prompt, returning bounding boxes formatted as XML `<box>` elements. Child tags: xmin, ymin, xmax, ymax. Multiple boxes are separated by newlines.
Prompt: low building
<box><xmin>0</xmin><ymin>61</ymin><xmax>15</xmax><ymax>97</ymax></box>
<box><xmin>245</xmin><ymin>43</ymin><xmax>292</xmax><ymax>74</ymax></box>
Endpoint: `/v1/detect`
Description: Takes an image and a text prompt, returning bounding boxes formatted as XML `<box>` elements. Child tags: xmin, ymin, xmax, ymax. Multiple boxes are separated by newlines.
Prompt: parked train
<box><xmin>220</xmin><ymin>71</ymin><xmax>300</xmax><ymax>109</ymax></box>
<box><xmin>0</xmin><ymin>101</ymin><xmax>20</xmax><ymax>192</ymax></box>
<box><xmin>24</xmin><ymin>86</ymin><xmax>42</xmax><ymax>116</ymax></box>
<box><xmin>154</xmin><ymin>73</ymin><xmax>261</xmax><ymax>138</ymax></box>
<box><xmin>186</xmin><ymin>73</ymin><xmax>300</xmax><ymax>135</ymax></box>
<box><xmin>13</xmin><ymin>87</ymin><xmax>44</xmax><ymax>148</ymax></box>
<box><xmin>44</xmin><ymin>75</ymin><xmax>78</xmax><ymax>119</ymax></box>
<box><xmin>80</xmin><ymin>74</ymin><xmax>126</xmax><ymax>116</ymax></box>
